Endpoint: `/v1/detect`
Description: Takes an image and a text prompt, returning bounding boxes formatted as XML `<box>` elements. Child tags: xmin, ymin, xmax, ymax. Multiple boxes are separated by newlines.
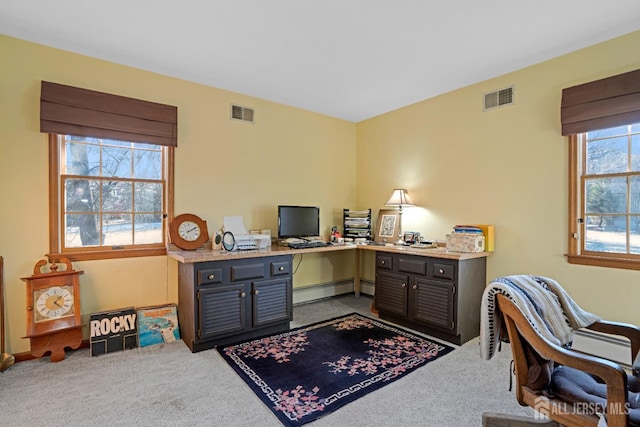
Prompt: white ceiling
<box><xmin>2</xmin><ymin>1</ymin><xmax>640</xmax><ymax>122</ymax></box>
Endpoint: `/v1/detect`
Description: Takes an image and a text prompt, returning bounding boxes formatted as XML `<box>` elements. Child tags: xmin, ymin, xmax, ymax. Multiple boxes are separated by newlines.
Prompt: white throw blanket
<box><xmin>480</xmin><ymin>275</ymin><xmax>600</xmax><ymax>361</ymax></box>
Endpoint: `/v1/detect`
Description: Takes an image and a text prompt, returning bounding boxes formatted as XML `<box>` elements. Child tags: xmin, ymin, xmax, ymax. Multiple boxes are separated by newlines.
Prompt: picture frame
<box><xmin>403</xmin><ymin>231</ymin><xmax>420</xmax><ymax>244</ymax></box>
<box><xmin>375</xmin><ymin>209</ymin><xmax>399</xmax><ymax>242</ymax></box>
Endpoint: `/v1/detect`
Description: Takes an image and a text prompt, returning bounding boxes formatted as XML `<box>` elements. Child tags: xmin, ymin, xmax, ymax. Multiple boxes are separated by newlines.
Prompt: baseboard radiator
<box><xmin>292</xmin><ymin>279</ymin><xmax>374</xmax><ymax>305</ymax></box>
<box><xmin>572</xmin><ymin>329</ymin><xmax>633</xmax><ymax>370</ymax></box>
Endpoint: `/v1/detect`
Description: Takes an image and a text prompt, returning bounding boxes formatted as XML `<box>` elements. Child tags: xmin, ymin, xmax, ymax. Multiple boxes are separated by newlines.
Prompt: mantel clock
<box><xmin>22</xmin><ymin>258</ymin><xmax>83</xmax><ymax>362</ymax></box>
<box><xmin>169</xmin><ymin>213</ymin><xmax>209</xmax><ymax>250</ymax></box>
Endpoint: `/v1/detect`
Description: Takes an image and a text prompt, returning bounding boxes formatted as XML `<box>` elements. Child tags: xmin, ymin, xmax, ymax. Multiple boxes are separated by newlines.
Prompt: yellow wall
<box><xmin>357</xmin><ymin>30</ymin><xmax>640</xmax><ymax>324</ymax></box>
<box><xmin>0</xmin><ymin>35</ymin><xmax>356</xmax><ymax>354</ymax></box>
<box><xmin>2</xmin><ymin>30</ymin><xmax>640</xmax><ymax>355</ymax></box>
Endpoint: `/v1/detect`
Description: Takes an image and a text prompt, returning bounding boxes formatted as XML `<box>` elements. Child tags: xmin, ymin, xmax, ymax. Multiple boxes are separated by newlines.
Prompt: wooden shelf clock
<box><xmin>21</xmin><ymin>258</ymin><xmax>83</xmax><ymax>362</ymax></box>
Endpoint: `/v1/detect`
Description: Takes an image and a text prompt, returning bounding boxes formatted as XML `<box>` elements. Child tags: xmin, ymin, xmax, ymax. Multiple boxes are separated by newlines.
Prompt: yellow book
<box><xmin>473</xmin><ymin>224</ymin><xmax>494</xmax><ymax>252</ymax></box>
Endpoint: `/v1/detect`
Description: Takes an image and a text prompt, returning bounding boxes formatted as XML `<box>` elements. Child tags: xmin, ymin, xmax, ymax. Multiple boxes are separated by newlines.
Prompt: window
<box><xmin>41</xmin><ymin>81</ymin><xmax>177</xmax><ymax>261</ymax></box>
<box><xmin>568</xmin><ymin>124</ymin><xmax>640</xmax><ymax>269</ymax></box>
<box><xmin>48</xmin><ymin>135</ymin><xmax>172</xmax><ymax>260</ymax></box>
<box><xmin>562</xmin><ymin>68</ymin><xmax>640</xmax><ymax>270</ymax></box>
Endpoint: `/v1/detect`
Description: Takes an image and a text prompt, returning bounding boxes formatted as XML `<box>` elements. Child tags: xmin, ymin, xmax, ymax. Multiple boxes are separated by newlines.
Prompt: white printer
<box><xmin>222</xmin><ymin>216</ymin><xmax>270</xmax><ymax>250</ymax></box>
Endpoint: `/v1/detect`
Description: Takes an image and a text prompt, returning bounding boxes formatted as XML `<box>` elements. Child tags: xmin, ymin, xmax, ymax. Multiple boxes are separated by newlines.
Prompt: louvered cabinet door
<box><xmin>410</xmin><ymin>278</ymin><xmax>455</xmax><ymax>333</ymax></box>
<box><xmin>375</xmin><ymin>271</ymin><xmax>409</xmax><ymax>317</ymax></box>
<box><xmin>372</xmin><ymin>250</ymin><xmax>485</xmax><ymax>346</ymax></box>
<box><xmin>252</xmin><ymin>277</ymin><xmax>292</xmax><ymax>328</ymax></box>
<box><xmin>198</xmin><ymin>283</ymin><xmax>249</xmax><ymax>339</ymax></box>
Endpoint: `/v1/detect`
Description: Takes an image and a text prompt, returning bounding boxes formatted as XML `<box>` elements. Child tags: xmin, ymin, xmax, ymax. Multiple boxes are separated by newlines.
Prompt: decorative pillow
<box><xmin>551</xmin><ymin>365</ymin><xmax>640</xmax><ymax>426</ymax></box>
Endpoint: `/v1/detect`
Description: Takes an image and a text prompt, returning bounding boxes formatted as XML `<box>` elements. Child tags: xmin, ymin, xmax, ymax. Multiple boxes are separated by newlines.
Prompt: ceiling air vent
<box><xmin>231</xmin><ymin>104</ymin><xmax>255</xmax><ymax>123</ymax></box>
<box><xmin>483</xmin><ymin>86</ymin><xmax>514</xmax><ymax>111</ymax></box>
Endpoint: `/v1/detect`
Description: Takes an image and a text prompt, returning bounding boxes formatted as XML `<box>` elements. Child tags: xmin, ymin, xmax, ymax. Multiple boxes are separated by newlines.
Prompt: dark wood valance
<box><xmin>561</xmin><ymin>68</ymin><xmax>640</xmax><ymax>135</ymax></box>
<box><xmin>40</xmin><ymin>81</ymin><xmax>177</xmax><ymax>147</ymax></box>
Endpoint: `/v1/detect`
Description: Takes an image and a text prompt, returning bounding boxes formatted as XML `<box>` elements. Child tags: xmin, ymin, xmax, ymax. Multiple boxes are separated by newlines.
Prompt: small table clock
<box><xmin>169</xmin><ymin>213</ymin><xmax>209</xmax><ymax>250</ymax></box>
<box><xmin>22</xmin><ymin>258</ymin><xmax>83</xmax><ymax>362</ymax></box>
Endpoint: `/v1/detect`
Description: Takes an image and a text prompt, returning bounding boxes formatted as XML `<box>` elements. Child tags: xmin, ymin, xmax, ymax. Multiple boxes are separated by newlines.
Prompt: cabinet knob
<box><xmin>381</xmin><ymin>260</ymin><xmax>385</xmax><ymax>264</ymax></box>
<box><xmin>208</xmin><ymin>274</ymin><xmax>215</xmax><ymax>280</ymax></box>
<box><xmin>439</xmin><ymin>269</ymin><xmax>444</xmax><ymax>274</ymax></box>
<box><xmin>254</xmin><ymin>290</ymin><xmax>259</xmax><ymax>295</ymax></box>
<box><xmin>401</xmin><ymin>283</ymin><xmax>406</xmax><ymax>288</ymax></box>
<box><xmin>412</xmin><ymin>285</ymin><xmax>417</xmax><ymax>290</ymax></box>
<box><xmin>279</xmin><ymin>266</ymin><xmax>284</xmax><ymax>271</ymax></box>
<box><xmin>240</xmin><ymin>292</ymin><xmax>246</xmax><ymax>298</ymax></box>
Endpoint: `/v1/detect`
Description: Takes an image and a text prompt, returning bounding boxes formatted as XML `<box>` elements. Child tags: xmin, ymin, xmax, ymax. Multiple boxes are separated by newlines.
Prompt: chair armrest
<box><xmin>587</xmin><ymin>320</ymin><xmax>640</xmax><ymax>367</ymax></box>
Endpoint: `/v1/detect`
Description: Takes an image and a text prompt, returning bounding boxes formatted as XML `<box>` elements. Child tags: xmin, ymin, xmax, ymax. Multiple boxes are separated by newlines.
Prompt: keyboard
<box><xmin>288</xmin><ymin>241</ymin><xmax>329</xmax><ymax>249</ymax></box>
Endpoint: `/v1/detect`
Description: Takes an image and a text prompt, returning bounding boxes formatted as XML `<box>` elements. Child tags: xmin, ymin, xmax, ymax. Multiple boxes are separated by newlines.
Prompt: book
<box><xmin>136</xmin><ymin>304</ymin><xmax>181</xmax><ymax>347</ymax></box>
<box><xmin>453</xmin><ymin>225</ymin><xmax>483</xmax><ymax>233</ymax></box>
<box><xmin>89</xmin><ymin>307</ymin><xmax>139</xmax><ymax>356</ymax></box>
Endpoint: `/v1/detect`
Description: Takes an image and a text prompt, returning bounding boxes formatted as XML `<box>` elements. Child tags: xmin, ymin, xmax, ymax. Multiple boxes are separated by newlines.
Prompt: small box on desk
<box><xmin>446</xmin><ymin>233</ymin><xmax>485</xmax><ymax>253</ymax></box>
<box><xmin>472</xmin><ymin>224</ymin><xmax>494</xmax><ymax>252</ymax></box>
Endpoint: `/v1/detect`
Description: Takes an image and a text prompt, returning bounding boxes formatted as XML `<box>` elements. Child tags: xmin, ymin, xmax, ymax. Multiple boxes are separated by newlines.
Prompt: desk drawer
<box><xmin>433</xmin><ymin>263</ymin><xmax>455</xmax><ymax>281</ymax></box>
<box><xmin>198</xmin><ymin>268</ymin><xmax>223</xmax><ymax>286</ymax></box>
<box><xmin>376</xmin><ymin>254</ymin><xmax>394</xmax><ymax>270</ymax></box>
<box><xmin>398</xmin><ymin>257</ymin><xmax>427</xmax><ymax>276</ymax></box>
<box><xmin>230</xmin><ymin>262</ymin><xmax>265</xmax><ymax>281</ymax></box>
<box><xmin>271</xmin><ymin>260</ymin><xmax>291</xmax><ymax>276</ymax></box>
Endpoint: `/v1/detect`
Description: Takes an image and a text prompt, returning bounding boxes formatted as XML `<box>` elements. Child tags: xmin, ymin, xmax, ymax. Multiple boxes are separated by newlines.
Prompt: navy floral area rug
<box><xmin>217</xmin><ymin>313</ymin><xmax>455</xmax><ymax>426</ymax></box>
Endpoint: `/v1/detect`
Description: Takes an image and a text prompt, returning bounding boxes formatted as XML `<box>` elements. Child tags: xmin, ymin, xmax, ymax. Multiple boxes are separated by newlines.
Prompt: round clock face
<box><xmin>35</xmin><ymin>285</ymin><xmax>75</xmax><ymax>322</ymax></box>
<box><xmin>169</xmin><ymin>214</ymin><xmax>209</xmax><ymax>250</ymax></box>
<box><xmin>178</xmin><ymin>220</ymin><xmax>201</xmax><ymax>241</ymax></box>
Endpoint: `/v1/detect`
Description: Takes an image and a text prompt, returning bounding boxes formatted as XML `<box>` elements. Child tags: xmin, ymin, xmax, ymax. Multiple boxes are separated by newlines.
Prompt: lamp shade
<box><xmin>385</xmin><ymin>189</ymin><xmax>415</xmax><ymax>207</ymax></box>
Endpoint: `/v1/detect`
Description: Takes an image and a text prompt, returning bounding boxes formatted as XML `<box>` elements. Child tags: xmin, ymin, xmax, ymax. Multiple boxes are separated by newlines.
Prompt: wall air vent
<box><xmin>483</xmin><ymin>86</ymin><xmax>514</xmax><ymax>111</ymax></box>
<box><xmin>231</xmin><ymin>104</ymin><xmax>255</xmax><ymax>123</ymax></box>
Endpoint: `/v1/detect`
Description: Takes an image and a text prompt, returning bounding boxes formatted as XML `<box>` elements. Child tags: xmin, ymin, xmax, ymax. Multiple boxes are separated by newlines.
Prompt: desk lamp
<box><xmin>385</xmin><ymin>189</ymin><xmax>415</xmax><ymax>245</ymax></box>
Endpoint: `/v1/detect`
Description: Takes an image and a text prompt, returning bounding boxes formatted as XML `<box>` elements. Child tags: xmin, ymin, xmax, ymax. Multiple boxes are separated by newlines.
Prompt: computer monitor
<box><xmin>277</xmin><ymin>205</ymin><xmax>320</xmax><ymax>238</ymax></box>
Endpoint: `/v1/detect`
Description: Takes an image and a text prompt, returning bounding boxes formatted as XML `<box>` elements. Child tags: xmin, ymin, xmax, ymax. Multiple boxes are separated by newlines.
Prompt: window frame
<box><xmin>567</xmin><ymin>132</ymin><xmax>640</xmax><ymax>270</ymax></box>
<box><xmin>48</xmin><ymin>134</ymin><xmax>174</xmax><ymax>261</ymax></box>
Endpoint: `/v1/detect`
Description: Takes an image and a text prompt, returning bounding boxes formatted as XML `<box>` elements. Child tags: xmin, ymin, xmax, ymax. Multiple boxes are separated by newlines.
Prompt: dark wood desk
<box><xmin>168</xmin><ymin>244</ymin><xmax>491</xmax><ymax>348</ymax></box>
<box><xmin>168</xmin><ymin>244</ymin><xmax>356</xmax><ymax>351</ymax></box>
<box><xmin>358</xmin><ymin>244</ymin><xmax>489</xmax><ymax>344</ymax></box>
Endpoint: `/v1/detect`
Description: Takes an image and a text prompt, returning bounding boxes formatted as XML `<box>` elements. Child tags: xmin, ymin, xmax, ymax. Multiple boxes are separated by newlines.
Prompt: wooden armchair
<box><xmin>496</xmin><ymin>293</ymin><xmax>640</xmax><ymax>427</ymax></box>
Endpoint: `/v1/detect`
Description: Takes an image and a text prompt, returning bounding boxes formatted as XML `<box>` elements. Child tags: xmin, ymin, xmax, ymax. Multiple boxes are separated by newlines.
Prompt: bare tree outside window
<box><xmin>61</xmin><ymin>136</ymin><xmax>165</xmax><ymax>251</ymax></box>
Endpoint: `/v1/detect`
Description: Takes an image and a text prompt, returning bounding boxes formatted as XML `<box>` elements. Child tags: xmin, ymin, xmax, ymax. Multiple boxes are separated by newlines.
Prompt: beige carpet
<box><xmin>0</xmin><ymin>294</ymin><xmax>533</xmax><ymax>426</ymax></box>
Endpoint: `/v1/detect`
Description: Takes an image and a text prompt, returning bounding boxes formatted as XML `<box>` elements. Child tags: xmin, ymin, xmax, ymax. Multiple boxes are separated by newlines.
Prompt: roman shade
<box><xmin>40</xmin><ymin>81</ymin><xmax>177</xmax><ymax>147</ymax></box>
<box><xmin>561</xmin><ymin>68</ymin><xmax>640</xmax><ymax>135</ymax></box>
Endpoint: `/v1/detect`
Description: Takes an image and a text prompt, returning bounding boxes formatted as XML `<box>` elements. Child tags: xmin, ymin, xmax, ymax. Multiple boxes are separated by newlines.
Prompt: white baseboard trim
<box><xmin>361</xmin><ymin>280</ymin><xmax>375</xmax><ymax>296</ymax></box>
<box><xmin>293</xmin><ymin>279</ymin><xmax>374</xmax><ymax>305</ymax></box>
<box><xmin>572</xmin><ymin>329</ymin><xmax>632</xmax><ymax>369</ymax></box>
